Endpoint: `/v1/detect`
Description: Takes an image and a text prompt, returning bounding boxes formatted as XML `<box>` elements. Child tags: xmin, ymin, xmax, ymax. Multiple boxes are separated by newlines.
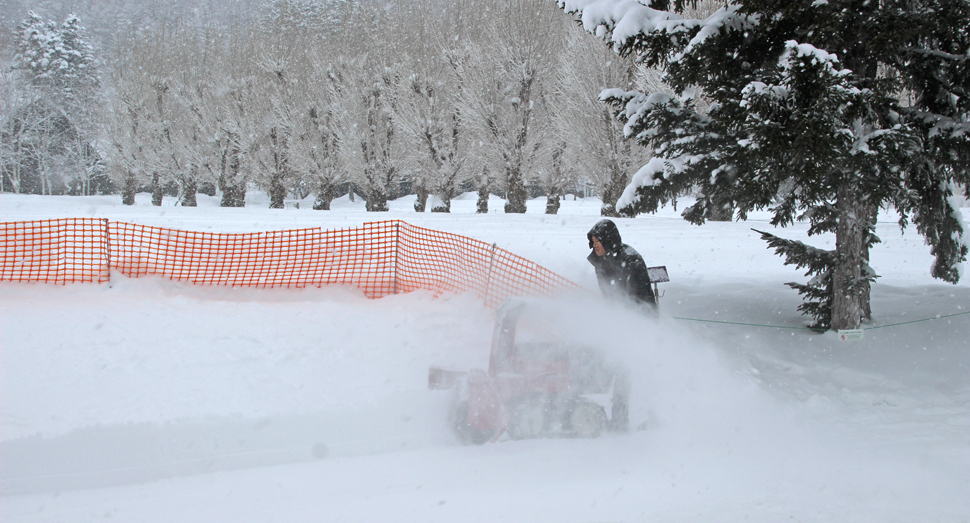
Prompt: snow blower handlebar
<box><xmin>428</xmin><ymin>367</ymin><xmax>467</xmax><ymax>390</ymax></box>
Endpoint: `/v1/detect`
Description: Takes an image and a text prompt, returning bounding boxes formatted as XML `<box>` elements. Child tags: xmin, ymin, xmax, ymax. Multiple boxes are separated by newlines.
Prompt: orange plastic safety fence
<box><xmin>1</xmin><ymin>219</ymin><xmax>578</xmax><ymax>306</ymax></box>
<box><xmin>111</xmin><ymin>221</ymin><xmax>398</xmax><ymax>297</ymax></box>
<box><xmin>0</xmin><ymin>218</ymin><xmax>110</xmax><ymax>284</ymax></box>
<box><xmin>393</xmin><ymin>221</ymin><xmax>578</xmax><ymax>308</ymax></box>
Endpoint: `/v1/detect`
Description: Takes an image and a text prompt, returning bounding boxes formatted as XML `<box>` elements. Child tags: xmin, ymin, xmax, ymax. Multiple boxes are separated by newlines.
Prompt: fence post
<box><xmin>484</xmin><ymin>242</ymin><xmax>497</xmax><ymax>307</ymax></box>
<box><xmin>392</xmin><ymin>221</ymin><xmax>400</xmax><ymax>295</ymax></box>
<box><xmin>103</xmin><ymin>218</ymin><xmax>111</xmax><ymax>283</ymax></box>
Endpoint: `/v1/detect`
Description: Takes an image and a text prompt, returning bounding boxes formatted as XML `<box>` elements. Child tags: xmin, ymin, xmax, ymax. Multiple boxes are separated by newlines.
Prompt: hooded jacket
<box><xmin>586</xmin><ymin>219</ymin><xmax>656</xmax><ymax>308</ymax></box>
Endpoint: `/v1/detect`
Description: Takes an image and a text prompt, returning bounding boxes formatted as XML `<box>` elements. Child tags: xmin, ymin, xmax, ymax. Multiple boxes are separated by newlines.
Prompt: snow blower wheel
<box><xmin>568</xmin><ymin>401</ymin><xmax>608</xmax><ymax>438</ymax></box>
<box><xmin>451</xmin><ymin>400</ymin><xmax>499</xmax><ymax>445</ymax></box>
<box><xmin>507</xmin><ymin>399</ymin><xmax>546</xmax><ymax>440</ymax></box>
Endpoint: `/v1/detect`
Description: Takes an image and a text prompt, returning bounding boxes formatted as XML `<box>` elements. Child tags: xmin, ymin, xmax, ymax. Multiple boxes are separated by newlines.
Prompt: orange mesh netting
<box><xmin>391</xmin><ymin>221</ymin><xmax>578</xmax><ymax>307</ymax></box>
<box><xmin>2</xmin><ymin>219</ymin><xmax>579</xmax><ymax>307</ymax></box>
<box><xmin>0</xmin><ymin>218</ymin><xmax>110</xmax><ymax>284</ymax></box>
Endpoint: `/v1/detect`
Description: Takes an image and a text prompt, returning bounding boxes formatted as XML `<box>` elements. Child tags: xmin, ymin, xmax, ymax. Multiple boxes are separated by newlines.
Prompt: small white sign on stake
<box><xmin>838</xmin><ymin>329</ymin><xmax>864</xmax><ymax>341</ymax></box>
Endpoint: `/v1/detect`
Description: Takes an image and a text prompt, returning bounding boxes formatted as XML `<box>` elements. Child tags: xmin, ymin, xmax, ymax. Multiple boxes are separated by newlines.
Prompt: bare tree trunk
<box><xmin>11</xmin><ymin>138</ymin><xmax>24</xmax><ymax>193</ymax></box>
<box><xmin>365</xmin><ymin>192</ymin><xmax>389</xmax><ymax>211</ymax></box>
<box><xmin>122</xmin><ymin>171</ymin><xmax>137</xmax><ymax>205</ymax></box>
<box><xmin>831</xmin><ymin>182</ymin><xmax>866</xmax><ymax>330</ymax></box>
<box><xmin>8</xmin><ymin>149</ymin><xmax>21</xmax><ymax>193</ymax></box>
<box><xmin>432</xmin><ymin>184</ymin><xmax>457</xmax><ymax>213</ymax></box>
<box><xmin>151</xmin><ymin>172</ymin><xmax>163</xmax><ymax>206</ymax></box>
<box><xmin>220</xmin><ymin>183</ymin><xmax>246</xmax><ymax>207</ymax></box>
<box><xmin>860</xmin><ymin>204</ymin><xmax>878</xmax><ymax>321</ymax></box>
<box><xmin>269</xmin><ymin>171</ymin><xmax>287</xmax><ymax>209</ymax></box>
<box><xmin>219</xmin><ymin>143</ymin><xmax>246</xmax><ymax>208</ymax></box>
<box><xmin>363</xmin><ymin>167</ymin><xmax>390</xmax><ymax>212</ymax></box>
<box><xmin>414</xmin><ymin>180</ymin><xmax>429</xmax><ymax>212</ymax></box>
<box><xmin>181</xmin><ymin>176</ymin><xmax>198</xmax><ymax>207</ymax></box>
<box><xmin>313</xmin><ymin>182</ymin><xmax>335</xmax><ymax>210</ymax></box>
<box><xmin>837</xmin><ymin>24</ymin><xmax>879</xmax><ymax>327</ymax></box>
<box><xmin>268</xmin><ymin>128</ymin><xmax>288</xmax><ymax>209</ymax></box>
<box><xmin>477</xmin><ymin>167</ymin><xmax>490</xmax><ymax>214</ymax></box>
<box><xmin>600</xmin><ymin>164</ymin><xmax>626</xmax><ymax>217</ymax></box>
<box><xmin>545</xmin><ymin>194</ymin><xmax>561</xmax><ymax>214</ymax></box>
<box><xmin>545</xmin><ymin>142</ymin><xmax>568</xmax><ymax>215</ymax></box>
<box><xmin>504</xmin><ymin>166</ymin><xmax>528</xmax><ymax>213</ymax></box>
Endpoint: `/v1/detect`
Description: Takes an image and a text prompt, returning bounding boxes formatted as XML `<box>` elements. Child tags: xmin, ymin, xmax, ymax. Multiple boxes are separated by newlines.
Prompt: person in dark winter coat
<box><xmin>586</xmin><ymin>219</ymin><xmax>656</xmax><ymax>432</ymax></box>
<box><xmin>587</xmin><ymin>219</ymin><xmax>657</xmax><ymax>309</ymax></box>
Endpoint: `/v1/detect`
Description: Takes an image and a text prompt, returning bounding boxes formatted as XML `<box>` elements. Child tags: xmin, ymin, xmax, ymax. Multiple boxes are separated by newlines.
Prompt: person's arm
<box><xmin>589</xmin><ymin>252</ymin><xmax>612</xmax><ymax>297</ymax></box>
<box><xmin>628</xmin><ymin>255</ymin><xmax>656</xmax><ymax>306</ymax></box>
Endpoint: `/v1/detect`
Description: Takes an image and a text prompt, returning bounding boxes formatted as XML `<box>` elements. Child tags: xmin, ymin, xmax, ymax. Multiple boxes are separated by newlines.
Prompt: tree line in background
<box><xmin>0</xmin><ymin>0</ymin><xmax>659</xmax><ymax>215</ymax></box>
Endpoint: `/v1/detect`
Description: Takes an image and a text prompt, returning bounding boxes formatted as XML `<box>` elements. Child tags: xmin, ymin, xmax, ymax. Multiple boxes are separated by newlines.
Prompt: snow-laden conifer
<box><xmin>555</xmin><ymin>0</ymin><xmax>970</xmax><ymax>330</ymax></box>
<box><xmin>6</xmin><ymin>12</ymin><xmax>104</xmax><ymax>195</ymax></box>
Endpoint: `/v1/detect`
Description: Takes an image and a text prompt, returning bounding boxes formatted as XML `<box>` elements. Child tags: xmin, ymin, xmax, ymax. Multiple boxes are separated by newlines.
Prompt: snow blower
<box><xmin>429</xmin><ymin>299</ymin><xmax>626</xmax><ymax>444</ymax></box>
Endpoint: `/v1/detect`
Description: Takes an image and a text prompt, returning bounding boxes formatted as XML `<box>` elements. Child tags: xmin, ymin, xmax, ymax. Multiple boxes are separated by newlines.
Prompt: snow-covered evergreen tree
<box><xmin>7</xmin><ymin>12</ymin><xmax>104</xmax><ymax>195</ymax></box>
<box><xmin>556</xmin><ymin>0</ymin><xmax>969</xmax><ymax>330</ymax></box>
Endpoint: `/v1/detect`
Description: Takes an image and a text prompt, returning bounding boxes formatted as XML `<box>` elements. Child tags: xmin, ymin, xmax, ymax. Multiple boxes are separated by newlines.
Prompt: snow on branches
<box><xmin>552</xmin><ymin>0</ymin><xmax>970</xmax><ymax>330</ymax></box>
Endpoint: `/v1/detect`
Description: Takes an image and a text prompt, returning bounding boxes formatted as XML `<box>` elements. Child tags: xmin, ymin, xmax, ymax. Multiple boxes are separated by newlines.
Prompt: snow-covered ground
<box><xmin>1</xmin><ymin>191</ymin><xmax>968</xmax><ymax>522</ymax></box>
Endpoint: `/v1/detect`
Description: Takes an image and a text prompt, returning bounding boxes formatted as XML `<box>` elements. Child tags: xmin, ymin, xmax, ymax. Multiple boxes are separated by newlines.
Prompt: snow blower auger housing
<box><xmin>429</xmin><ymin>299</ymin><xmax>628</xmax><ymax>445</ymax></box>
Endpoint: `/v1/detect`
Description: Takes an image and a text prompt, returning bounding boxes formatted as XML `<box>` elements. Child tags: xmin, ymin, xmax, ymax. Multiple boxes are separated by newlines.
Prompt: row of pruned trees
<box><xmin>1</xmin><ymin>0</ymin><xmax>653</xmax><ymax>214</ymax></box>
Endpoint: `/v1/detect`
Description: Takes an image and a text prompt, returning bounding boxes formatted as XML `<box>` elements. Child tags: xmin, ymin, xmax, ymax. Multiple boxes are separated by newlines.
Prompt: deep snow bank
<box><xmin>0</xmin><ymin>278</ymin><xmax>494</xmax><ymax>493</ymax></box>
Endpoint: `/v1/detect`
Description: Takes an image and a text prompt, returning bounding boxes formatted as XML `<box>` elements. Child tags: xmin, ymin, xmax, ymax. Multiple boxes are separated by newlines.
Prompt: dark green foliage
<box><xmin>755</xmin><ymin>227</ymin><xmax>880</xmax><ymax>329</ymax></box>
<box><xmin>755</xmin><ymin>229</ymin><xmax>835</xmax><ymax>329</ymax></box>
